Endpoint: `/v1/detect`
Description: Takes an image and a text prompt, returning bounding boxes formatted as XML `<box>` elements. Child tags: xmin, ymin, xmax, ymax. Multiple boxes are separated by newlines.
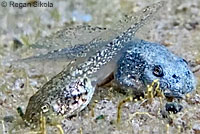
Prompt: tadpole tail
<box><xmin>19</xmin><ymin>44</ymin><xmax>90</xmax><ymax>62</ymax></box>
<box><xmin>18</xmin><ymin>1</ymin><xmax>165</xmax><ymax>64</ymax></box>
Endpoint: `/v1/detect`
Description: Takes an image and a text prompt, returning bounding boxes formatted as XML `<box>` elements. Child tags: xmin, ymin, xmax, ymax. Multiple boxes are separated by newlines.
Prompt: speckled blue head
<box><xmin>115</xmin><ymin>39</ymin><xmax>196</xmax><ymax>98</ymax></box>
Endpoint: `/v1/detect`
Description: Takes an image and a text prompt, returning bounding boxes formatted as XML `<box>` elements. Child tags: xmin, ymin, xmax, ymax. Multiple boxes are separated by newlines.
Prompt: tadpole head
<box><xmin>140</xmin><ymin>42</ymin><xmax>196</xmax><ymax>98</ymax></box>
<box><xmin>115</xmin><ymin>40</ymin><xmax>196</xmax><ymax>98</ymax></box>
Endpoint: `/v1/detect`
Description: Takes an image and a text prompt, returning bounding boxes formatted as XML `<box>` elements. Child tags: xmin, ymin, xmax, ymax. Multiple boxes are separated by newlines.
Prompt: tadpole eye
<box><xmin>153</xmin><ymin>65</ymin><xmax>164</xmax><ymax>77</ymax></box>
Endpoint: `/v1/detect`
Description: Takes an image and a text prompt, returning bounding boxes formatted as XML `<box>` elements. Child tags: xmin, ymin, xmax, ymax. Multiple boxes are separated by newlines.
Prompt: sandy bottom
<box><xmin>0</xmin><ymin>0</ymin><xmax>200</xmax><ymax>133</ymax></box>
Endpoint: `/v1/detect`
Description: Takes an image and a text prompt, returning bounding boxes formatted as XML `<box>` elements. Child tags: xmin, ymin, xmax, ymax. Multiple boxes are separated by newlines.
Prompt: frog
<box><xmin>114</xmin><ymin>39</ymin><xmax>196</xmax><ymax>98</ymax></box>
<box><xmin>21</xmin><ymin>1</ymin><xmax>167</xmax><ymax>126</ymax></box>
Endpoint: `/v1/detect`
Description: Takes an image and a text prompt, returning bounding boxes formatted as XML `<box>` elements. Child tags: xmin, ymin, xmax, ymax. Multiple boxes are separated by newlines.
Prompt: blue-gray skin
<box><xmin>114</xmin><ymin>39</ymin><xmax>196</xmax><ymax>98</ymax></box>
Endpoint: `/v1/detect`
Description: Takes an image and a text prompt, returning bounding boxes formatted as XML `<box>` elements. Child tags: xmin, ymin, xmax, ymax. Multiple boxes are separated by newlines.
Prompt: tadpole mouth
<box><xmin>157</xmin><ymin>80</ymin><xmax>184</xmax><ymax>98</ymax></box>
<box><xmin>162</xmin><ymin>89</ymin><xmax>183</xmax><ymax>99</ymax></box>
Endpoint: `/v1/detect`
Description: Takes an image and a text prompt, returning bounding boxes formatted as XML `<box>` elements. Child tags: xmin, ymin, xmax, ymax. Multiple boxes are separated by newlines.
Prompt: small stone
<box><xmin>165</xmin><ymin>102</ymin><xmax>183</xmax><ymax>114</ymax></box>
<box><xmin>12</xmin><ymin>38</ymin><xmax>24</xmax><ymax>50</ymax></box>
<box><xmin>3</xmin><ymin>115</ymin><xmax>14</xmax><ymax>123</ymax></box>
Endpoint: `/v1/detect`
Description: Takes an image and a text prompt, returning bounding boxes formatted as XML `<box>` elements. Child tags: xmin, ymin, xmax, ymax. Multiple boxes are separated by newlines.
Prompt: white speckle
<box><xmin>52</xmin><ymin>103</ymin><xmax>60</xmax><ymax>112</ymax></box>
<box><xmin>72</xmin><ymin>90</ymin><xmax>79</xmax><ymax>96</ymax></box>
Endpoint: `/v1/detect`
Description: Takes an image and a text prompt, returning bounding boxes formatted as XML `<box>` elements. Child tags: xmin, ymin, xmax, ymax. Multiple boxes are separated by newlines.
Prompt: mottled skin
<box><xmin>115</xmin><ymin>39</ymin><xmax>196</xmax><ymax>98</ymax></box>
<box><xmin>23</xmin><ymin>1</ymin><xmax>165</xmax><ymax>125</ymax></box>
